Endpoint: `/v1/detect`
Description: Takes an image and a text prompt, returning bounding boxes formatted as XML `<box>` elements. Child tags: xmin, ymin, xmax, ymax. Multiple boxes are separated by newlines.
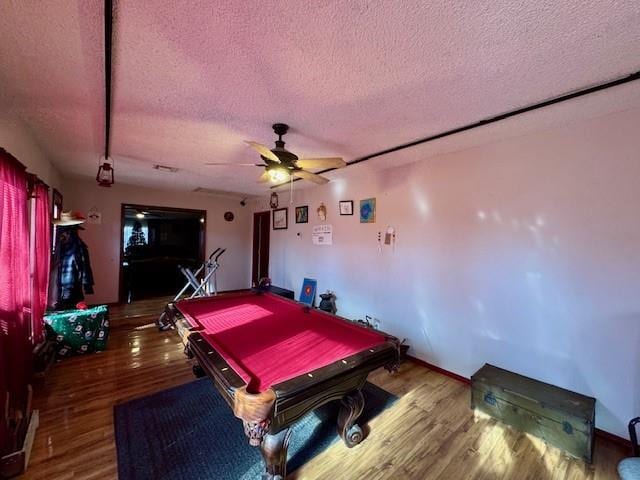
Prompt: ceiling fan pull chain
<box><xmin>290</xmin><ymin>174</ymin><xmax>294</xmax><ymax>204</ymax></box>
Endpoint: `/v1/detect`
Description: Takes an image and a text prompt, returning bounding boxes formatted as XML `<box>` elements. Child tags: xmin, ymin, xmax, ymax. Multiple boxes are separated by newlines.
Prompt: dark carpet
<box><xmin>114</xmin><ymin>378</ymin><xmax>396</xmax><ymax>480</ymax></box>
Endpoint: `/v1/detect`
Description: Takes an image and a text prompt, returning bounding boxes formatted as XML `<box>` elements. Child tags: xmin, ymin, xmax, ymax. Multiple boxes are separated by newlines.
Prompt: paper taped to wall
<box><xmin>312</xmin><ymin>224</ymin><xmax>333</xmax><ymax>245</ymax></box>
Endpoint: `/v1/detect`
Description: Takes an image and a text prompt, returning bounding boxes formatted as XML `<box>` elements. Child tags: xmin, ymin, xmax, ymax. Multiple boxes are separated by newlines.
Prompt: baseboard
<box><xmin>111</xmin><ymin>289</ymin><xmax>254</xmax><ymax>306</ymax></box>
<box><xmin>408</xmin><ymin>355</ymin><xmax>471</xmax><ymax>385</ymax></box>
<box><xmin>407</xmin><ymin>355</ymin><xmax>632</xmax><ymax>451</ymax></box>
<box><xmin>595</xmin><ymin>427</ymin><xmax>632</xmax><ymax>450</ymax></box>
<box><xmin>218</xmin><ymin>288</ymin><xmax>252</xmax><ymax>295</ymax></box>
<box><xmin>84</xmin><ymin>301</ymin><xmax>119</xmax><ymax>308</ymax></box>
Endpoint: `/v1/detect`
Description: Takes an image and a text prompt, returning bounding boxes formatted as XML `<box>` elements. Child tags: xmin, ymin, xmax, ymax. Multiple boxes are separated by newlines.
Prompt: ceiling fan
<box><xmin>205</xmin><ymin>123</ymin><xmax>346</xmax><ymax>185</ymax></box>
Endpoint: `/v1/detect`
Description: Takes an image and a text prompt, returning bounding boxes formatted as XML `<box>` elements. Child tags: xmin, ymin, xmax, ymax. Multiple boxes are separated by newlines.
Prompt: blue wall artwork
<box><xmin>360</xmin><ymin>198</ymin><xmax>376</xmax><ymax>223</ymax></box>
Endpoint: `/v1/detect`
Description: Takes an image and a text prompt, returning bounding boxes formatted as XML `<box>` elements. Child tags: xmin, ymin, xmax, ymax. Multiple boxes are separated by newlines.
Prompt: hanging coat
<box><xmin>54</xmin><ymin>228</ymin><xmax>94</xmax><ymax>309</ymax></box>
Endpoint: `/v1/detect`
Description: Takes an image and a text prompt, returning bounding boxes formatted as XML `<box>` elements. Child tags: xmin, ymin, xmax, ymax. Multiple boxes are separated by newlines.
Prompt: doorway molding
<box><xmin>252</xmin><ymin>211</ymin><xmax>270</xmax><ymax>286</ymax></box>
<box><xmin>118</xmin><ymin>203</ymin><xmax>207</xmax><ymax>303</ymax></box>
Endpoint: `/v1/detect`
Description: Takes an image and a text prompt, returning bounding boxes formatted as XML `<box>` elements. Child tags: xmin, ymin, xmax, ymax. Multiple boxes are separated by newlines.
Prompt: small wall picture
<box><xmin>273</xmin><ymin>207</ymin><xmax>288</xmax><ymax>230</ymax></box>
<box><xmin>52</xmin><ymin>188</ymin><xmax>63</xmax><ymax>220</ymax></box>
<box><xmin>360</xmin><ymin>198</ymin><xmax>376</xmax><ymax>223</ymax></box>
<box><xmin>339</xmin><ymin>200</ymin><xmax>353</xmax><ymax>216</ymax></box>
<box><xmin>295</xmin><ymin>205</ymin><xmax>308</xmax><ymax>223</ymax></box>
<box><xmin>317</xmin><ymin>202</ymin><xmax>327</xmax><ymax>221</ymax></box>
<box><xmin>87</xmin><ymin>207</ymin><xmax>102</xmax><ymax>224</ymax></box>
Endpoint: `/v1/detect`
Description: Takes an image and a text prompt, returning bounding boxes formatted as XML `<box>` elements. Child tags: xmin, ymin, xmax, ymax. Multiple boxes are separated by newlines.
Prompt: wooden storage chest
<box><xmin>471</xmin><ymin>364</ymin><xmax>596</xmax><ymax>462</ymax></box>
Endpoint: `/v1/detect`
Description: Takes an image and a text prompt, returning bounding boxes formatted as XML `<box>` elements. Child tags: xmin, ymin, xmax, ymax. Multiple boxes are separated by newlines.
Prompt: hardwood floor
<box><xmin>23</xmin><ymin>298</ymin><xmax>625</xmax><ymax>479</ymax></box>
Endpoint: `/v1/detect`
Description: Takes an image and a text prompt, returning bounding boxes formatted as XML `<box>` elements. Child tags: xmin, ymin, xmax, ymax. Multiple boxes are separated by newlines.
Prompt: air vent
<box><xmin>153</xmin><ymin>164</ymin><xmax>179</xmax><ymax>173</ymax></box>
<box><xmin>193</xmin><ymin>187</ymin><xmax>226</xmax><ymax>195</ymax></box>
<box><xmin>193</xmin><ymin>187</ymin><xmax>254</xmax><ymax>200</ymax></box>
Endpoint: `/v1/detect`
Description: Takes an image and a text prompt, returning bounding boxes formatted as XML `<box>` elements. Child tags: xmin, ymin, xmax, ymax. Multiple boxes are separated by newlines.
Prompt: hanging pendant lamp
<box><xmin>97</xmin><ymin>0</ymin><xmax>114</xmax><ymax>187</ymax></box>
<box><xmin>96</xmin><ymin>156</ymin><xmax>114</xmax><ymax>187</ymax></box>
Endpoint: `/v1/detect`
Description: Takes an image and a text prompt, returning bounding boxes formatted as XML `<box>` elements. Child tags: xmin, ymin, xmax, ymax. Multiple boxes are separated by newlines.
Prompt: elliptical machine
<box><xmin>176</xmin><ymin>248</ymin><xmax>226</xmax><ymax>299</ymax></box>
<box><xmin>157</xmin><ymin>248</ymin><xmax>226</xmax><ymax>330</ymax></box>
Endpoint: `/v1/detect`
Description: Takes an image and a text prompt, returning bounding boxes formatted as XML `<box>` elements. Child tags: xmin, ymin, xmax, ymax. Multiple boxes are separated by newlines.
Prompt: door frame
<box><xmin>252</xmin><ymin>211</ymin><xmax>270</xmax><ymax>286</ymax></box>
<box><xmin>118</xmin><ymin>203</ymin><xmax>207</xmax><ymax>303</ymax></box>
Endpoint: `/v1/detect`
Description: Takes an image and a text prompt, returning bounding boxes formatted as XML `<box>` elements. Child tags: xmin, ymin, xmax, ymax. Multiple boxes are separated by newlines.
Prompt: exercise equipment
<box><xmin>157</xmin><ymin>248</ymin><xmax>225</xmax><ymax>330</ymax></box>
<box><xmin>175</xmin><ymin>248</ymin><xmax>226</xmax><ymax>300</ymax></box>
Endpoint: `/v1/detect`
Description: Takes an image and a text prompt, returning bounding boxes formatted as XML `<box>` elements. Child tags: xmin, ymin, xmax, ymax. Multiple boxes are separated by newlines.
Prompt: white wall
<box><xmin>63</xmin><ymin>177</ymin><xmax>252</xmax><ymax>304</ymax></box>
<box><xmin>254</xmin><ymin>107</ymin><xmax>640</xmax><ymax>438</ymax></box>
<box><xmin>0</xmin><ymin>114</ymin><xmax>64</xmax><ymax>191</ymax></box>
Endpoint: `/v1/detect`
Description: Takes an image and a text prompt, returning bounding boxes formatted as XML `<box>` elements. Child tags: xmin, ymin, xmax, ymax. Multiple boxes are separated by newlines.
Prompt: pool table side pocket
<box><xmin>272</xmin><ymin>339</ymin><xmax>400</xmax><ymax>400</ymax></box>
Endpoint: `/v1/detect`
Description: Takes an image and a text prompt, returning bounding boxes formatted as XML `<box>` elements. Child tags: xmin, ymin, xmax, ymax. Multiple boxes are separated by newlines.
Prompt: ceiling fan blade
<box><xmin>295</xmin><ymin>157</ymin><xmax>346</xmax><ymax>169</ymax></box>
<box><xmin>293</xmin><ymin>170</ymin><xmax>330</xmax><ymax>185</ymax></box>
<box><xmin>245</xmin><ymin>141</ymin><xmax>280</xmax><ymax>163</ymax></box>
<box><xmin>205</xmin><ymin>162</ymin><xmax>264</xmax><ymax>166</ymax></box>
<box><xmin>257</xmin><ymin>171</ymin><xmax>271</xmax><ymax>183</ymax></box>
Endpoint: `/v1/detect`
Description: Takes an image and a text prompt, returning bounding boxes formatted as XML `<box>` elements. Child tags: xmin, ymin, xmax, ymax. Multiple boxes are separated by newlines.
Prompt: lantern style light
<box><xmin>96</xmin><ymin>156</ymin><xmax>114</xmax><ymax>187</ymax></box>
<box><xmin>270</xmin><ymin>192</ymin><xmax>279</xmax><ymax>209</ymax></box>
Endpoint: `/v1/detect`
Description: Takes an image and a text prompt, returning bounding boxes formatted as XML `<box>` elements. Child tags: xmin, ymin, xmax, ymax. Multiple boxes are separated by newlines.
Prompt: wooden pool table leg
<box><xmin>259</xmin><ymin>427</ymin><xmax>292</xmax><ymax>480</ymax></box>
<box><xmin>337</xmin><ymin>390</ymin><xmax>365</xmax><ymax>448</ymax></box>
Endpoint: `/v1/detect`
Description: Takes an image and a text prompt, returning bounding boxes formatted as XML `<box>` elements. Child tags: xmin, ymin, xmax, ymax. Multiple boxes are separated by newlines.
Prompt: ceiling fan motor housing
<box><xmin>268</xmin><ymin>123</ymin><xmax>299</xmax><ymax>168</ymax></box>
<box><xmin>272</xmin><ymin>123</ymin><xmax>289</xmax><ymax>137</ymax></box>
<box><xmin>225</xmin><ymin>122</ymin><xmax>343</xmax><ymax>185</ymax></box>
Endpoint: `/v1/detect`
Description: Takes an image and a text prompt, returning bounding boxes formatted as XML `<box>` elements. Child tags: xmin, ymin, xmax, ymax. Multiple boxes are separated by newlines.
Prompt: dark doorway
<box><xmin>120</xmin><ymin>204</ymin><xmax>206</xmax><ymax>302</ymax></box>
<box><xmin>252</xmin><ymin>211</ymin><xmax>270</xmax><ymax>286</ymax></box>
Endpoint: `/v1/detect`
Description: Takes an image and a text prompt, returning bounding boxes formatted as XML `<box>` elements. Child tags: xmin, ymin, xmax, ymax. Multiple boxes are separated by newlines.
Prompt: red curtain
<box><xmin>0</xmin><ymin>149</ymin><xmax>30</xmax><ymax>454</ymax></box>
<box><xmin>31</xmin><ymin>182</ymin><xmax>50</xmax><ymax>345</ymax></box>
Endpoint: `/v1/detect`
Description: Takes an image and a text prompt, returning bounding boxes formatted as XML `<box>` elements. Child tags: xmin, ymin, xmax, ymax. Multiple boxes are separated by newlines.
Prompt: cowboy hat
<box><xmin>53</xmin><ymin>210</ymin><xmax>86</xmax><ymax>226</ymax></box>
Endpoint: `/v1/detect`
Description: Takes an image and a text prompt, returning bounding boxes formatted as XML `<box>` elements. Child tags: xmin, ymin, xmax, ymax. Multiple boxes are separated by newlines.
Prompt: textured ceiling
<box><xmin>1</xmin><ymin>1</ymin><xmax>639</xmax><ymax>195</ymax></box>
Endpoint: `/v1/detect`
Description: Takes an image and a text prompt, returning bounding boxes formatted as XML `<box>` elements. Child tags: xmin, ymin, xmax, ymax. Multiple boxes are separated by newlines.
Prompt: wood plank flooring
<box><xmin>23</xmin><ymin>298</ymin><xmax>626</xmax><ymax>479</ymax></box>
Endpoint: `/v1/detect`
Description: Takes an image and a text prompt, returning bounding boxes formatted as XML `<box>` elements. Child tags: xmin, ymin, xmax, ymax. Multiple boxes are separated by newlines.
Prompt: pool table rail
<box><xmin>187</xmin><ymin>325</ymin><xmax>399</xmax><ymax>414</ymax></box>
<box><xmin>187</xmin><ymin>323</ymin><xmax>400</xmax><ymax>434</ymax></box>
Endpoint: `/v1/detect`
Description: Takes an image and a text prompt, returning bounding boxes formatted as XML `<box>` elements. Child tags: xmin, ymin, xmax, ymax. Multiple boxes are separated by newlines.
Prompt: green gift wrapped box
<box><xmin>44</xmin><ymin>305</ymin><xmax>109</xmax><ymax>357</ymax></box>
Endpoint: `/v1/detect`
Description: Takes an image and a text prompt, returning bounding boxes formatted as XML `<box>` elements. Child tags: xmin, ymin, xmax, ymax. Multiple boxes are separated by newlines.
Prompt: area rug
<box><xmin>114</xmin><ymin>378</ymin><xmax>396</xmax><ymax>480</ymax></box>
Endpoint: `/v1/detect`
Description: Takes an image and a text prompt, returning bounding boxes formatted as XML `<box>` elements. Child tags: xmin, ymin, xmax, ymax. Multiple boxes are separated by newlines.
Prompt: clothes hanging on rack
<box><xmin>52</xmin><ymin>225</ymin><xmax>94</xmax><ymax>310</ymax></box>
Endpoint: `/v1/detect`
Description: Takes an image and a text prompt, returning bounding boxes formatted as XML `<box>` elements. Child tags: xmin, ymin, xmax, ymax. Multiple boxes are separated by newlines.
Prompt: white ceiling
<box><xmin>1</xmin><ymin>1</ymin><xmax>639</xmax><ymax>195</ymax></box>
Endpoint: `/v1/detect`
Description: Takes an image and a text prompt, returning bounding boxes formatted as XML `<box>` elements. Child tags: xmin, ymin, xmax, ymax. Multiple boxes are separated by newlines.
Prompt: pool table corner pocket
<box><xmin>233</xmin><ymin>386</ymin><xmax>277</xmax><ymax>446</ymax></box>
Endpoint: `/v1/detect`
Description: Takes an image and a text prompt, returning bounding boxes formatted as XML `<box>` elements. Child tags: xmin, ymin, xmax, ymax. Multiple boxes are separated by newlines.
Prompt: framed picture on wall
<box><xmin>360</xmin><ymin>198</ymin><xmax>376</xmax><ymax>223</ymax></box>
<box><xmin>339</xmin><ymin>200</ymin><xmax>353</xmax><ymax>215</ymax></box>
<box><xmin>273</xmin><ymin>207</ymin><xmax>288</xmax><ymax>230</ymax></box>
<box><xmin>51</xmin><ymin>188</ymin><xmax>63</xmax><ymax>251</ymax></box>
<box><xmin>295</xmin><ymin>205</ymin><xmax>308</xmax><ymax>223</ymax></box>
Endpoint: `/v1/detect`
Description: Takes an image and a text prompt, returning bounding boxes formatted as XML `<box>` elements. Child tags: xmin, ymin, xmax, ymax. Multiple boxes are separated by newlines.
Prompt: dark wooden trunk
<box><xmin>471</xmin><ymin>364</ymin><xmax>595</xmax><ymax>463</ymax></box>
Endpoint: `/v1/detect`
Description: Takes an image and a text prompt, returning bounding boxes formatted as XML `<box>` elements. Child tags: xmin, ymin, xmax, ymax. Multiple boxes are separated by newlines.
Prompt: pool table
<box><xmin>163</xmin><ymin>290</ymin><xmax>401</xmax><ymax>479</ymax></box>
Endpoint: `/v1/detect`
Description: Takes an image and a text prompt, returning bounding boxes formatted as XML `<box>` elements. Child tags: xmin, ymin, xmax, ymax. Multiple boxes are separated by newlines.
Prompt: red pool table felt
<box><xmin>176</xmin><ymin>293</ymin><xmax>387</xmax><ymax>393</ymax></box>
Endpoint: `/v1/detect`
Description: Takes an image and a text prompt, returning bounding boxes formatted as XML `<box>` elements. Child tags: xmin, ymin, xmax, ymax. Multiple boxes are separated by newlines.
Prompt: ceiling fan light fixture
<box><xmin>268</xmin><ymin>167</ymin><xmax>289</xmax><ymax>183</ymax></box>
<box><xmin>219</xmin><ymin>123</ymin><xmax>346</xmax><ymax>187</ymax></box>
